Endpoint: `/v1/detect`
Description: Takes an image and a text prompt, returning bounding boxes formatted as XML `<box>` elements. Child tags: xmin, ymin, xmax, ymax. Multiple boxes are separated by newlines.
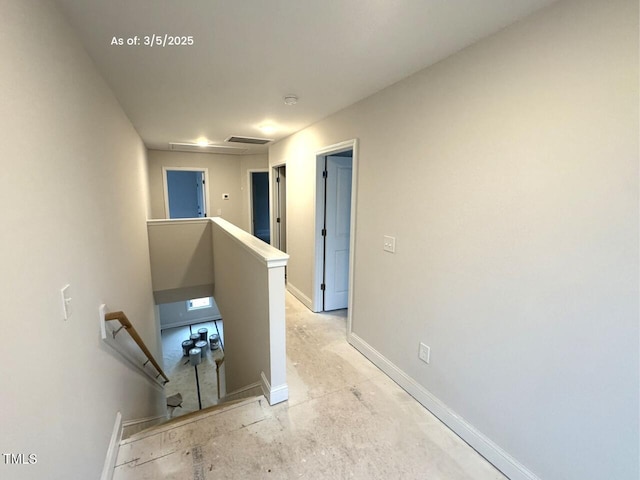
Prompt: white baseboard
<box><xmin>348</xmin><ymin>333</ymin><xmax>540</xmax><ymax>480</ymax></box>
<box><xmin>261</xmin><ymin>371</ymin><xmax>289</xmax><ymax>405</ymax></box>
<box><xmin>286</xmin><ymin>283</ymin><xmax>313</xmax><ymax>310</ymax></box>
<box><xmin>121</xmin><ymin>414</ymin><xmax>167</xmax><ymax>439</ymax></box>
<box><xmin>100</xmin><ymin>411</ymin><xmax>122</xmax><ymax>480</ymax></box>
<box><xmin>121</xmin><ymin>414</ymin><xmax>166</xmax><ymax>427</ymax></box>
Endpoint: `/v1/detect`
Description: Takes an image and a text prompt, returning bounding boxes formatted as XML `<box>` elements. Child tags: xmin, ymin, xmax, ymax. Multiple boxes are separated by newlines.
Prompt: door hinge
<box><xmin>322</xmin><ymin>170</ymin><xmax>327</xmax><ymax>179</ymax></box>
<box><xmin>276</xmin><ymin>217</ymin><xmax>281</xmax><ymax>223</ymax></box>
<box><xmin>321</xmin><ymin>283</ymin><xmax>326</xmax><ymax>291</ymax></box>
<box><xmin>321</xmin><ymin>228</ymin><xmax>326</xmax><ymax>236</ymax></box>
<box><xmin>202</xmin><ymin>179</ymin><xmax>205</xmax><ymax>184</ymax></box>
<box><xmin>276</xmin><ymin>176</ymin><xmax>280</xmax><ymax>183</ymax></box>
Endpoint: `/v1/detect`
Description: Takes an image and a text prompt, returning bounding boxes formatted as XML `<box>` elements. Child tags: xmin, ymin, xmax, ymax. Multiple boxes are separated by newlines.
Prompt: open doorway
<box><xmin>162</xmin><ymin>167</ymin><xmax>210</xmax><ymax>219</ymax></box>
<box><xmin>249</xmin><ymin>170</ymin><xmax>270</xmax><ymax>243</ymax></box>
<box><xmin>313</xmin><ymin>140</ymin><xmax>358</xmax><ymax>315</ymax></box>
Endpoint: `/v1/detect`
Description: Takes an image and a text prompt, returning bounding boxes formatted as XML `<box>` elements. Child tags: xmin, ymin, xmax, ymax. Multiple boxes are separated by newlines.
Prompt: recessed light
<box><xmin>259</xmin><ymin>124</ymin><xmax>277</xmax><ymax>134</ymax></box>
<box><xmin>196</xmin><ymin>138</ymin><xmax>209</xmax><ymax>147</ymax></box>
<box><xmin>283</xmin><ymin>95</ymin><xmax>298</xmax><ymax>106</ymax></box>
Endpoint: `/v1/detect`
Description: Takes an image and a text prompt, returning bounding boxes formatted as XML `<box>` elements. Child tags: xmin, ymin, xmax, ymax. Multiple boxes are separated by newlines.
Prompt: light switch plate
<box><xmin>60</xmin><ymin>284</ymin><xmax>72</xmax><ymax>320</ymax></box>
<box><xmin>419</xmin><ymin>342</ymin><xmax>430</xmax><ymax>364</ymax></box>
<box><xmin>383</xmin><ymin>235</ymin><xmax>396</xmax><ymax>253</ymax></box>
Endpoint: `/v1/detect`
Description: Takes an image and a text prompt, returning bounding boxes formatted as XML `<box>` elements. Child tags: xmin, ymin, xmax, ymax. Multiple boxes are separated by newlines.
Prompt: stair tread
<box><xmin>120</xmin><ymin>395</ymin><xmax>263</xmax><ymax>444</ymax></box>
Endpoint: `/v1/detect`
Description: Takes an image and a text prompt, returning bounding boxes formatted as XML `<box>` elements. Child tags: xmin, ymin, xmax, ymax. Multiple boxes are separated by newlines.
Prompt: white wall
<box><xmin>269</xmin><ymin>0</ymin><xmax>639</xmax><ymax>479</ymax></box>
<box><xmin>211</xmin><ymin>224</ymin><xmax>271</xmax><ymax>393</ymax></box>
<box><xmin>159</xmin><ymin>298</ymin><xmax>221</xmax><ymax>330</ymax></box>
<box><xmin>0</xmin><ymin>1</ymin><xmax>165</xmax><ymax>479</ymax></box>
<box><xmin>147</xmin><ymin>220</ymin><xmax>214</xmax><ymax>303</ymax></box>
<box><xmin>147</xmin><ymin>150</ymin><xmax>268</xmax><ymax>231</ymax></box>
<box><xmin>210</xmin><ymin>218</ymin><xmax>288</xmax><ymax>401</ymax></box>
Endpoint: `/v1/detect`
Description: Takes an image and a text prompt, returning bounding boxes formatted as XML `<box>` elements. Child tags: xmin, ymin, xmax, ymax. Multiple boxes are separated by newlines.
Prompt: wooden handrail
<box><xmin>105</xmin><ymin>311</ymin><xmax>170</xmax><ymax>384</ymax></box>
<box><xmin>216</xmin><ymin>356</ymin><xmax>225</xmax><ymax>400</ymax></box>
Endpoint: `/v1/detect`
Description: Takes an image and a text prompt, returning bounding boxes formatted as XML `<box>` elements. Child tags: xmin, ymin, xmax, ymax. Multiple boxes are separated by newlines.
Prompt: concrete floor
<box><xmin>114</xmin><ymin>293</ymin><xmax>506</xmax><ymax>479</ymax></box>
<box><xmin>161</xmin><ymin>321</ymin><xmax>225</xmax><ymax>416</ymax></box>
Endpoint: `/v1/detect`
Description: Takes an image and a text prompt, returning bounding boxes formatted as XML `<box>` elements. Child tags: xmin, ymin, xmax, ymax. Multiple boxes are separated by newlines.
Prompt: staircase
<box><xmin>108</xmin><ymin>217</ymin><xmax>290</xmax><ymax>478</ymax></box>
<box><xmin>113</xmin><ymin>395</ymin><xmax>268</xmax><ymax>479</ymax></box>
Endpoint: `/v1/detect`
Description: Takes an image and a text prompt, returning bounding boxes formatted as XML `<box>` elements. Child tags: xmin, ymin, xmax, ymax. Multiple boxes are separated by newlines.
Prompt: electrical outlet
<box><xmin>418</xmin><ymin>342</ymin><xmax>430</xmax><ymax>364</ymax></box>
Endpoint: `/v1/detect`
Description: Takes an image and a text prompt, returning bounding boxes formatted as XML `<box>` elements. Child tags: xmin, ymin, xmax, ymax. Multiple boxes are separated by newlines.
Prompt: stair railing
<box><xmin>101</xmin><ymin>309</ymin><xmax>169</xmax><ymax>386</ymax></box>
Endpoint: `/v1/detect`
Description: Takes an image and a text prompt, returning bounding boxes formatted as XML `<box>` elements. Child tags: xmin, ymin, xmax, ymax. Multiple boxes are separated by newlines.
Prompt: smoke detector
<box><xmin>283</xmin><ymin>95</ymin><xmax>298</xmax><ymax>106</ymax></box>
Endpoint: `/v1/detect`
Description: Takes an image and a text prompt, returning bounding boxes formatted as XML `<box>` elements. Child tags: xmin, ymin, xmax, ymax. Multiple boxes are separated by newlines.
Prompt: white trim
<box><xmin>121</xmin><ymin>414</ymin><xmax>167</xmax><ymax>439</ymax></box>
<box><xmin>148</xmin><ymin>217</ymin><xmax>289</xmax><ymax>268</ymax></box>
<box><xmin>269</xmin><ymin>167</ymin><xmax>276</xmax><ymax>248</ymax></box>
<box><xmin>266</xmin><ymin>266</ymin><xmax>288</xmax><ymax>404</ymax></box>
<box><xmin>313</xmin><ymin>156</ymin><xmax>325</xmax><ymax>312</ymax></box>
<box><xmin>210</xmin><ymin>217</ymin><xmax>289</xmax><ymax>268</ymax></box>
<box><xmin>161</xmin><ymin>166</ymin><xmax>211</xmax><ymax>219</ymax></box>
<box><xmin>313</xmin><ymin>139</ymin><xmax>359</xmax><ymax>318</ymax></box>
<box><xmin>147</xmin><ymin>218</ymin><xmax>210</xmax><ymax>226</ymax></box>
<box><xmin>346</xmin><ymin>141</ymin><xmax>358</xmax><ymax>335</ymax></box>
<box><xmin>270</xmin><ymin>164</ymin><xmax>288</xmax><ymax>252</ymax></box>
<box><xmin>261</xmin><ymin>371</ymin><xmax>289</xmax><ymax>405</ymax></box>
<box><xmin>270</xmin><ymin>161</ymin><xmax>287</xmax><ymax>251</ymax></box>
<box><xmin>121</xmin><ymin>414</ymin><xmax>166</xmax><ymax>428</ymax></box>
<box><xmin>247</xmin><ymin>168</ymin><xmax>269</xmax><ymax>236</ymax></box>
<box><xmin>100</xmin><ymin>411</ymin><xmax>122</xmax><ymax>480</ymax></box>
<box><xmin>286</xmin><ymin>282</ymin><xmax>313</xmax><ymax>310</ymax></box>
<box><xmin>347</xmin><ymin>333</ymin><xmax>541</xmax><ymax>480</ymax></box>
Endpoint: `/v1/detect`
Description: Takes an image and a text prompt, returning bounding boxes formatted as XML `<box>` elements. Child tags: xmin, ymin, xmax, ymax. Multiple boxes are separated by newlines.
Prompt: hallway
<box><xmin>114</xmin><ymin>293</ymin><xmax>505</xmax><ymax>479</ymax></box>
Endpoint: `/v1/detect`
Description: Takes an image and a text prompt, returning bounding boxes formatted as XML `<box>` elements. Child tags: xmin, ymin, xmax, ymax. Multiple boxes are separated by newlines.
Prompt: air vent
<box><xmin>169</xmin><ymin>143</ymin><xmax>248</xmax><ymax>155</ymax></box>
<box><xmin>225</xmin><ymin>136</ymin><xmax>273</xmax><ymax>145</ymax></box>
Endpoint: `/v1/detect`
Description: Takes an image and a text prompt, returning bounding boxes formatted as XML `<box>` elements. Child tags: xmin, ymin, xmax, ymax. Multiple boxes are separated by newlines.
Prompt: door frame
<box><xmin>162</xmin><ymin>166</ymin><xmax>211</xmax><ymax>219</ymax></box>
<box><xmin>312</xmin><ymin>139</ymin><xmax>358</xmax><ymax>327</ymax></box>
<box><xmin>247</xmin><ymin>168</ymin><xmax>269</xmax><ymax>237</ymax></box>
<box><xmin>270</xmin><ymin>162</ymin><xmax>287</xmax><ymax>250</ymax></box>
<box><xmin>270</xmin><ymin>164</ymin><xmax>287</xmax><ymax>252</ymax></box>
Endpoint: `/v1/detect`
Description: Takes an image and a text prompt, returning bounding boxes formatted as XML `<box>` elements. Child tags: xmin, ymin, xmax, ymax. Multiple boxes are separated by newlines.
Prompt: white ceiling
<box><xmin>54</xmin><ymin>0</ymin><xmax>556</xmax><ymax>154</ymax></box>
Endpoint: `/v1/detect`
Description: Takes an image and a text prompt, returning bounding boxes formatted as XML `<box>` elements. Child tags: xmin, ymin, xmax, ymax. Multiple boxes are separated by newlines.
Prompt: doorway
<box><xmin>313</xmin><ymin>140</ymin><xmax>357</xmax><ymax>314</ymax></box>
<box><xmin>163</xmin><ymin>167</ymin><xmax>210</xmax><ymax>219</ymax></box>
<box><xmin>249</xmin><ymin>170</ymin><xmax>270</xmax><ymax>243</ymax></box>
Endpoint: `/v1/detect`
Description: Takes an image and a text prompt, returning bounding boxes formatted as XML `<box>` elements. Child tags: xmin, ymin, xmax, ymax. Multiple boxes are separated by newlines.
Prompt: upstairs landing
<box><xmin>113</xmin><ymin>293</ymin><xmax>505</xmax><ymax>480</ymax></box>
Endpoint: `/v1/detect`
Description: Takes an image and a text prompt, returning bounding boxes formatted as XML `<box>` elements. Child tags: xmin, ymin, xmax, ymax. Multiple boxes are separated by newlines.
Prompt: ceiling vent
<box><xmin>168</xmin><ymin>142</ymin><xmax>248</xmax><ymax>155</ymax></box>
<box><xmin>225</xmin><ymin>136</ymin><xmax>273</xmax><ymax>145</ymax></box>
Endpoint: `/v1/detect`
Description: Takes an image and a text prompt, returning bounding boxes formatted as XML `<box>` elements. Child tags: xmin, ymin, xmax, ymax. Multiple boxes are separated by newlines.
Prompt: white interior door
<box><xmin>324</xmin><ymin>155</ymin><xmax>352</xmax><ymax>311</ymax></box>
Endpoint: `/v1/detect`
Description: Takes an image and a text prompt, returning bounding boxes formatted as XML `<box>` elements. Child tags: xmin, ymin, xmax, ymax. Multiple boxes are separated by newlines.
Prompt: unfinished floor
<box><xmin>113</xmin><ymin>292</ymin><xmax>506</xmax><ymax>479</ymax></box>
<box><xmin>161</xmin><ymin>321</ymin><xmax>225</xmax><ymax>416</ymax></box>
